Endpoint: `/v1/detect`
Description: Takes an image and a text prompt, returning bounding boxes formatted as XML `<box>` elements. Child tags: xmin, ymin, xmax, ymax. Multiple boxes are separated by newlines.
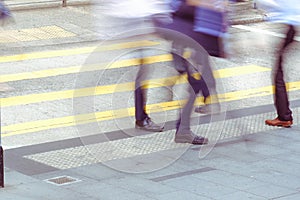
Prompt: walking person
<box><xmin>134</xmin><ymin>29</ymin><xmax>211</xmax><ymax>144</ymax></box>
<box><xmin>137</xmin><ymin>0</ymin><xmax>227</xmax><ymax>144</ymax></box>
<box><xmin>92</xmin><ymin>0</ymin><xmax>172</xmax><ymax>132</ymax></box>
<box><xmin>135</xmin><ymin>0</ymin><xmax>211</xmax><ymax>145</ymax></box>
<box><xmin>159</xmin><ymin>0</ymin><xmax>226</xmax><ymax>115</ymax></box>
<box><xmin>96</xmin><ymin>1</ymin><xmax>221</xmax><ymax>145</ymax></box>
<box><xmin>257</xmin><ymin>0</ymin><xmax>300</xmax><ymax>127</ymax></box>
<box><xmin>265</xmin><ymin>25</ymin><xmax>296</xmax><ymax>127</ymax></box>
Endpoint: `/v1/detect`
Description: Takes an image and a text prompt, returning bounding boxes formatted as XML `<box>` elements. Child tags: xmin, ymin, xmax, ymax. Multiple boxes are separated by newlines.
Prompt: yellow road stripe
<box><xmin>2</xmin><ymin>81</ymin><xmax>300</xmax><ymax>137</ymax></box>
<box><xmin>0</xmin><ymin>54</ymin><xmax>173</xmax><ymax>83</ymax></box>
<box><xmin>0</xmin><ymin>40</ymin><xmax>159</xmax><ymax>63</ymax></box>
<box><xmin>0</xmin><ymin>65</ymin><xmax>270</xmax><ymax>107</ymax></box>
<box><xmin>0</xmin><ymin>47</ymin><xmax>269</xmax><ymax>84</ymax></box>
<box><xmin>0</xmin><ymin>75</ymin><xmax>179</xmax><ymax>107</ymax></box>
<box><xmin>213</xmin><ymin>65</ymin><xmax>270</xmax><ymax>78</ymax></box>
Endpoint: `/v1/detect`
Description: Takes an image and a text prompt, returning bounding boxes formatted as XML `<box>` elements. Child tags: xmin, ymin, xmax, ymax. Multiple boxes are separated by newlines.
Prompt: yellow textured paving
<box><xmin>0</xmin><ymin>26</ymin><xmax>76</xmax><ymax>43</ymax></box>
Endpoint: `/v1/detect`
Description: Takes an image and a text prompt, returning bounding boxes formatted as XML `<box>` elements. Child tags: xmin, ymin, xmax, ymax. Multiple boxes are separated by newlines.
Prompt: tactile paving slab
<box><xmin>24</xmin><ymin>108</ymin><xmax>299</xmax><ymax>170</ymax></box>
<box><xmin>0</xmin><ymin>25</ymin><xmax>76</xmax><ymax>43</ymax></box>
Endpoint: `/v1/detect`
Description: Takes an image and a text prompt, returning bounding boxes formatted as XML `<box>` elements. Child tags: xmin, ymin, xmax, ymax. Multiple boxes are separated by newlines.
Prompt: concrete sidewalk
<box><xmin>4</xmin><ymin>0</ymin><xmax>90</xmax><ymax>10</ymax></box>
<box><xmin>4</xmin><ymin>0</ymin><xmax>265</xmax><ymax>24</ymax></box>
<box><xmin>0</xmin><ymin>0</ymin><xmax>266</xmax><ymax>52</ymax></box>
<box><xmin>2</xmin><ymin>125</ymin><xmax>300</xmax><ymax>199</ymax></box>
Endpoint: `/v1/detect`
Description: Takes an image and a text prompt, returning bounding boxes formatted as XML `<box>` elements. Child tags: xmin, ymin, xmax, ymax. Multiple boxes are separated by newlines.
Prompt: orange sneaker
<box><xmin>265</xmin><ymin>118</ymin><xmax>293</xmax><ymax>127</ymax></box>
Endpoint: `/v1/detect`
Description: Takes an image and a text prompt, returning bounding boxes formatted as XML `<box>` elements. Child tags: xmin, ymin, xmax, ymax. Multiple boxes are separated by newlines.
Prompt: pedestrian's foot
<box><xmin>195</xmin><ymin>104</ymin><xmax>220</xmax><ymax>114</ymax></box>
<box><xmin>174</xmin><ymin>130</ymin><xmax>208</xmax><ymax>145</ymax></box>
<box><xmin>135</xmin><ymin>117</ymin><xmax>164</xmax><ymax>132</ymax></box>
<box><xmin>265</xmin><ymin>117</ymin><xmax>293</xmax><ymax>127</ymax></box>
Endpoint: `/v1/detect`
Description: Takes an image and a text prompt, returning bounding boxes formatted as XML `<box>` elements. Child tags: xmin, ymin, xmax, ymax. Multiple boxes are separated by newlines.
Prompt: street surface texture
<box><xmin>0</xmin><ymin>4</ymin><xmax>300</xmax><ymax>200</ymax></box>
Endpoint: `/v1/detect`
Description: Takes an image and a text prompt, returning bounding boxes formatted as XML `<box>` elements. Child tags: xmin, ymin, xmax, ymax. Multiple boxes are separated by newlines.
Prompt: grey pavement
<box><xmin>1</xmin><ymin>1</ymin><xmax>300</xmax><ymax>200</ymax></box>
<box><xmin>0</xmin><ymin>0</ymin><xmax>266</xmax><ymax>52</ymax></box>
<box><xmin>8</xmin><ymin>0</ymin><xmax>259</xmax><ymax>22</ymax></box>
<box><xmin>2</xmin><ymin>126</ymin><xmax>300</xmax><ymax>199</ymax></box>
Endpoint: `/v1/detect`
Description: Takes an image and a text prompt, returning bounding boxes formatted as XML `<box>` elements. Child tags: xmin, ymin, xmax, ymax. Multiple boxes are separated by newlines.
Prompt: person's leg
<box><xmin>194</xmin><ymin>49</ymin><xmax>216</xmax><ymax>94</ymax></box>
<box><xmin>176</xmin><ymin>87</ymin><xmax>196</xmax><ymax>133</ymax></box>
<box><xmin>135</xmin><ymin>63</ymin><xmax>149</xmax><ymax>122</ymax></box>
<box><xmin>171</xmin><ymin>43</ymin><xmax>186</xmax><ymax>74</ymax></box>
<box><xmin>175</xmin><ymin>83</ymin><xmax>208</xmax><ymax>145</ymax></box>
<box><xmin>192</xmin><ymin>47</ymin><xmax>220</xmax><ymax>114</ymax></box>
<box><xmin>156</xmin><ymin>15</ymin><xmax>209</xmax><ymax>143</ymax></box>
<box><xmin>134</xmin><ymin>53</ymin><xmax>164</xmax><ymax>132</ymax></box>
<box><xmin>171</xmin><ymin>43</ymin><xmax>202</xmax><ymax>127</ymax></box>
<box><xmin>265</xmin><ymin>25</ymin><xmax>295</xmax><ymax>127</ymax></box>
<box><xmin>274</xmin><ymin>56</ymin><xmax>293</xmax><ymax>121</ymax></box>
<box><xmin>275</xmin><ymin>25</ymin><xmax>295</xmax><ymax>121</ymax></box>
<box><xmin>172</xmin><ymin>47</ymin><xmax>208</xmax><ymax>145</ymax></box>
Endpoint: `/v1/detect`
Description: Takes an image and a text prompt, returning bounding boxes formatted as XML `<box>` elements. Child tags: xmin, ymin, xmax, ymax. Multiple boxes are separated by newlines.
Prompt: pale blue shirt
<box><xmin>258</xmin><ymin>0</ymin><xmax>300</xmax><ymax>25</ymax></box>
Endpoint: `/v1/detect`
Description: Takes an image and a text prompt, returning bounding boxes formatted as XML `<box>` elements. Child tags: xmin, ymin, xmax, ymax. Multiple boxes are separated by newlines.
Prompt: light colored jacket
<box><xmin>92</xmin><ymin>0</ymin><xmax>172</xmax><ymax>39</ymax></box>
<box><xmin>257</xmin><ymin>0</ymin><xmax>300</xmax><ymax>25</ymax></box>
<box><xmin>99</xmin><ymin>0</ymin><xmax>172</xmax><ymax>18</ymax></box>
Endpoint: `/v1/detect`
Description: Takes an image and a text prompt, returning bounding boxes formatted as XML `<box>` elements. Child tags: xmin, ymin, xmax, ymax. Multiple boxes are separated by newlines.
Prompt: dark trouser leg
<box><xmin>275</xmin><ymin>25</ymin><xmax>295</xmax><ymax>121</ymax></box>
<box><xmin>135</xmin><ymin>60</ymin><xmax>149</xmax><ymax>121</ymax></box>
<box><xmin>171</xmin><ymin>44</ymin><xmax>207</xmax><ymax>132</ymax></box>
<box><xmin>192</xmin><ymin>49</ymin><xmax>216</xmax><ymax>100</ymax></box>
<box><xmin>171</xmin><ymin>43</ymin><xmax>187</xmax><ymax>74</ymax></box>
<box><xmin>176</xmin><ymin>88</ymin><xmax>197</xmax><ymax>132</ymax></box>
<box><xmin>171</xmin><ymin>44</ymin><xmax>210</xmax><ymax>100</ymax></box>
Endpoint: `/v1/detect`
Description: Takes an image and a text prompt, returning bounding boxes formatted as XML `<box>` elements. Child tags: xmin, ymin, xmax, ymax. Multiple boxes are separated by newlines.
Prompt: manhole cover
<box><xmin>44</xmin><ymin>176</ymin><xmax>81</xmax><ymax>186</ymax></box>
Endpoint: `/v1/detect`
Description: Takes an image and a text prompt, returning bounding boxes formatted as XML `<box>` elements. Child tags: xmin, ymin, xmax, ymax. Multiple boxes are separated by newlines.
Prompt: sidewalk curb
<box><xmin>6</xmin><ymin>1</ymin><xmax>266</xmax><ymax>25</ymax></box>
<box><xmin>6</xmin><ymin>0</ymin><xmax>91</xmax><ymax>11</ymax></box>
<box><xmin>230</xmin><ymin>16</ymin><xmax>265</xmax><ymax>25</ymax></box>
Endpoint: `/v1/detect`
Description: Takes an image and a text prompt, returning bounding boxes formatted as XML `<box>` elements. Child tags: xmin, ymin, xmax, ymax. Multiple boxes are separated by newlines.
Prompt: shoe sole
<box><xmin>135</xmin><ymin>125</ymin><xmax>164</xmax><ymax>132</ymax></box>
<box><xmin>194</xmin><ymin>109</ymin><xmax>221</xmax><ymax>115</ymax></box>
<box><xmin>265</xmin><ymin>122</ymin><xmax>292</xmax><ymax>128</ymax></box>
<box><xmin>174</xmin><ymin>138</ymin><xmax>208</xmax><ymax>145</ymax></box>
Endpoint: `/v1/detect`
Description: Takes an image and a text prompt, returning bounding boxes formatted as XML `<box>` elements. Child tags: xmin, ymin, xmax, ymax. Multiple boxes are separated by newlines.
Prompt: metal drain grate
<box><xmin>44</xmin><ymin>176</ymin><xmax>81</xmax><ymax>186</ymax></box>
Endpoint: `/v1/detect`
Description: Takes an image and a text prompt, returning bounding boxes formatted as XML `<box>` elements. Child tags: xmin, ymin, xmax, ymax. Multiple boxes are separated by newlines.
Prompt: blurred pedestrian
<box><xmin>190</xmin><ymin>0</ymin><xmax>228</xmax><ymax>114</ymax></box>
<box><xmin>94</xmin><ymin>0</ymin><xmax>225</xmax><ymax>145</ymax></box>
<box><xmin>150</xmin><ymin>0</ymin><xmax>229</xmax><ymax>144</ymax></box>
<box><xmin>153</xmin><ymin>26</ymin><xmax>211</xmax><ymax>144</ymax></box>
<box><xmin>93</xmin><ymin>0</ymin><xmax>175</xmax><ymax>132</ymax></box>
<box><xmin>161</xmin><ymin>0</ymin><xmax>227</xmax><ymax>114</ymax></box>
<box><xmin>257</xmin><ymin>0</ymin><xmax>300</xmax><ymax>127</ymax></box>
<box><xmin>92</xmin><ymin>0</ymin><xmax>171</xmax><ymax>132</ymax></box>
<box><xmin>0</xmin><ymin>1</ymin><xmax>13</xmax><ymax>26</ymax></box>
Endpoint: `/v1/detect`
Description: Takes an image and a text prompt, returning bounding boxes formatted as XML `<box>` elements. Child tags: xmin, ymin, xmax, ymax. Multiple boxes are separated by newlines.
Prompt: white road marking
<box><xmin>232</xmin><ymin>24</ymin><xmax>300</xmax><ymax>42</ymax></box>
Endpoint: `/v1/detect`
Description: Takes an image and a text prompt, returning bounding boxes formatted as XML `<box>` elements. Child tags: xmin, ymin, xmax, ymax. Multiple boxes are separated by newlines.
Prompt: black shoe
<box><xmin>174</xmin><ymin>131</ymin><xmax>208</xmax><ymax>145</ymax></box>
<box><xmin>135</xmin><ymin>117</ymin><xmax>164</xmax><ymax>132</ymax></box>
